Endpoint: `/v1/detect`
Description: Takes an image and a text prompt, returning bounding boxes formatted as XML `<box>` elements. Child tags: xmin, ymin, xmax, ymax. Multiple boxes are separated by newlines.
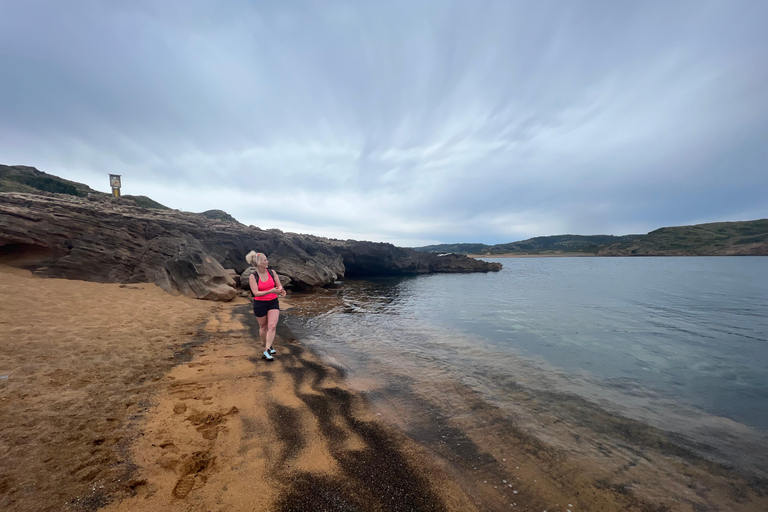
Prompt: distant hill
<box><xmin>599</xmin><ymin>220</ymin><xmax>768</xmax><ymax>256</ymax></box>
<box><xmin>1</xmin><ymin>164</ymin><xmax>170</xmax><ymax>210</ymax></box>
<box><xmin>492</xmin><ymin>234</ymin><xmax>641</xmax><ymax>254</ymax></box>
<box><xmin>414</xmin><ymin>242</ymin><xmax>493</xmax><ymax>254</ymax></box>
<box><xmin>414</xmin><ymin>234</ymin><xmax>641</xmax><ymax>255</ymax></box>
<box><xmin>414</xmin><ymin>221</ymin><xmax>768</xmax><ymax>257</ymax></box>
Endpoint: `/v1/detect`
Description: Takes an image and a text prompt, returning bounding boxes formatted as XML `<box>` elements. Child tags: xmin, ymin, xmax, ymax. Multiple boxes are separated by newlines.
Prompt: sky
<box><xmin>1</xmin><ymin>1</ymin><xmax>767</xmax><ymax>247</ymax></box>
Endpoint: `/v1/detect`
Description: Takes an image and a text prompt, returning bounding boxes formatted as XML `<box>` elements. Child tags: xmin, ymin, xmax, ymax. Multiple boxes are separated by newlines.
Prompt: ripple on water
<box><xmin>285</xmin><ymin>257</ymin><xmax>768</xmax><ymax>479</ymax></box>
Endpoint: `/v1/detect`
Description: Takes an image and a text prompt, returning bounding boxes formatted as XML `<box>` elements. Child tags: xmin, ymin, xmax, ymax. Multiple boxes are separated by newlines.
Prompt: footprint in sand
<box><xmin>186</xmin><ymin>406</ymin><xmax>239</xmax><ymax>440</ymax></box>
<box><xmin>172</xmin><ymin>451</ymin><xmax>213</xmax><ymax>499</ymax></box>
<box><xmin>172</xmin><ymin>475</ymin><xmax>196</xmax><ymax>499</ymax></box>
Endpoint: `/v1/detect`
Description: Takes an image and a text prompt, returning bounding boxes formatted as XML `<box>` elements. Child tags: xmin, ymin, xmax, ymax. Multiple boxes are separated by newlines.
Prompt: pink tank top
<box><xmin>252</xmin><ymin>271</ymin><xmax>278</xmax><ymax>301</ymax></box>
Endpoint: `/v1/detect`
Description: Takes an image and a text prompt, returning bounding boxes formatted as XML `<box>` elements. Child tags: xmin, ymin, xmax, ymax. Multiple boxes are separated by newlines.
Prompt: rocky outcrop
<box><xmin>0</xmin><ymin>192</ymin><xmax>500</xmax><ymax>301</ymax></box>
<box><xmin>162</xmin><ymin>241</ymin><xmax>238</xmax><ymax>301</ymax></box>
<box><xmin>0</xmin><ymin>192</ymin><xmax>344</xmax><ymax>299</ymax></box>
<box><xmin>321</xmin><ymin>239</ymin><xmax>503</xmax><ymax>276</ymax></box>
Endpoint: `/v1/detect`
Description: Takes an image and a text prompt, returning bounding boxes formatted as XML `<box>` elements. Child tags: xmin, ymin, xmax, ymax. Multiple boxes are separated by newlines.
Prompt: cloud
<box><xmin>1</xmin><ymin>0</ymin><xmax>767</xmax><ymax>245</ymax></box>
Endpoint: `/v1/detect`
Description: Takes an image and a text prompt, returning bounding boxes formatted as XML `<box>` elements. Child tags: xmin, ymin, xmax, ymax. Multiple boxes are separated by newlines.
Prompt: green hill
<box><xmin>413</xmin><ymin>243</ymin><xmax>492</xmax><ymax>254</ymax></box>
<box><xmin>414</xmin><ymin>234</ymin><xmax>640</xmax><ymax>255</ymax></box>
<box><xmin>414</xmin><ymin>221</ymin><xmax>768</xmax><ymax>257</ymax></box>
<box><xmin>0</xmin><ymin>164</ymin><xmax>103</xmax><ymax>197</ymax></box>
<box><xmin>599</xmin><ymin>220</ymin><xmax>768</xmax><ymax>256</ymax></box>
<box><xmin>491</xmin><ymin>234</ymin><xmax>640</xmax><ymax>255</ymax></box>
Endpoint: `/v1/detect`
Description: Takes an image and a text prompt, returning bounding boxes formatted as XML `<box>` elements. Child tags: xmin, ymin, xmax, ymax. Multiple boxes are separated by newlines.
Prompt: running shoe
<box><xmin>262</xmin><ymin>350</ymin><xmax>274</xmax><ymax>361</ymax></box>
<box><xmin>268</xmin><ymin>348</ymin><xmax>276</xmax><ymax>355</ymax></box>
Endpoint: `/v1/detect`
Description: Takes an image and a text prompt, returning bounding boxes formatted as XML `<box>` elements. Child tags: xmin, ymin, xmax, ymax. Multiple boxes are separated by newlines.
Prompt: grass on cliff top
<box><xmin>414</xmin><ymin>235</ymin><xmax>641</xmax><ymax>255</ymax></box>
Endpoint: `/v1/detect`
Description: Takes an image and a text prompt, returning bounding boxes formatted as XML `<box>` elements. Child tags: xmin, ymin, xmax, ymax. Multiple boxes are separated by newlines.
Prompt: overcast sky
<box><xmin>1</xmin><ymin>1</ymin><xmax>766</xmax><ymax>246</ymax></box>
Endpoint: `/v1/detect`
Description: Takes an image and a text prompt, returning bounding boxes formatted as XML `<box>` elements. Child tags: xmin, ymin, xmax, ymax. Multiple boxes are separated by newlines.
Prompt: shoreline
<box><xmin>467</xmin><ymin>253</ymin><xmax>596</xmax><ymax>258</ymax></box>
<box><xmin>2</xmin><ymin>265</ymin><xmax>767</xmax><ymax>511</ymax></box>
<box><xmin>468</xmin><ymin>253</ymin><xmax>768</xmax><ymax>258</ymax></box>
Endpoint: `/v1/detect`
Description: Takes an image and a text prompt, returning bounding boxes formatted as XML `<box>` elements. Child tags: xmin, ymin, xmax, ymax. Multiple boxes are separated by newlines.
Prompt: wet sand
<box><xmin>2</xmin><ymin>265</ymin><xmax>767</xmax><ymax>511</ymax></box>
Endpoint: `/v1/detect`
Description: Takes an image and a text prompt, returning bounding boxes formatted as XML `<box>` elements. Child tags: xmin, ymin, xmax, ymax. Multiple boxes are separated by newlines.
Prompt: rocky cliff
<box><xmin>323</xmin><ymin>238</ymin><xmax>502</xmax><ymax>276</ymax></box>
<box><xmin>0</xmin><ymin>192</ymin><xmax>500</xmax><ymax>300</ymax></box>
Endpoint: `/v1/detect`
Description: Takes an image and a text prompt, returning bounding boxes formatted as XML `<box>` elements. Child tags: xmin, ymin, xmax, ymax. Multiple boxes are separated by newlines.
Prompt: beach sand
<box><xmin>0</xmin><ymin>266</ymin><xmax>474</xmax><ymax>511</ymax></box>
<box><xmin>2</xmin><ymin>264</ymin><xmax>767</xmax><ymax>511</ymax></box>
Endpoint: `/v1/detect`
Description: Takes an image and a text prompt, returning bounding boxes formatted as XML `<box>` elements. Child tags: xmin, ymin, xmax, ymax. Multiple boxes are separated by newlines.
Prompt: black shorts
<box><xmin>253</xmin><ymin>298</ymin><xmax>279</xmax><ymax>317</ymax></box>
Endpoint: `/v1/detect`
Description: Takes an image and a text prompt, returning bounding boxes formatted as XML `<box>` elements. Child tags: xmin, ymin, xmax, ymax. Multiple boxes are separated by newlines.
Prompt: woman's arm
<box><xmin>249</xmin><ymin>272</ymin><xmax>279</xmax><ymax>297</ymax></box>
<box><xmin>273</xmin><ymin>272</ymin><xmax>287</xmax><ymax>297</ymax></box>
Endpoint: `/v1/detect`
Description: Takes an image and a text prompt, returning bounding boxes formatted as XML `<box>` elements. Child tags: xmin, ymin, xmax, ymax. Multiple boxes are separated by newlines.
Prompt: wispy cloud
<box><xmin>1</xmin><ymin>0</ymin><xmax>766</xmax><ymax>245</ymax></box>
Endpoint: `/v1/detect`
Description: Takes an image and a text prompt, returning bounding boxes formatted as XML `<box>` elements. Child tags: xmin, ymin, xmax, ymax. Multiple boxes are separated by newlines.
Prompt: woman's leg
<box><xmin>256</xmin><ymin>314</ymin><xmax>268</xmax><ymax>343</ymax></box>
<box><xmin>265</xmin><ymin>309</ymin><xmax>280</xmax><ymax>351</ymax></box>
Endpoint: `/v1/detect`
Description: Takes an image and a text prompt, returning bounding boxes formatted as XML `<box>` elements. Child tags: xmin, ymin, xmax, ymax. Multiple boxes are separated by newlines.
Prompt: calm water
<box><xmin>285</xmin><ymin>256</ymin><xmax>768</xmax><ymax>472</ymax></box>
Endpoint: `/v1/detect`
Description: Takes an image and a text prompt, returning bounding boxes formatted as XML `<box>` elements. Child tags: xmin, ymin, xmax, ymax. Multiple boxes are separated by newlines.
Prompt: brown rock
<box><xmin>322</xmin><ymin>238</ymin><xmax>503</xmax><ymax>276</ymax></box>
<box><xmin>0</xmin><ymin>189</ymin><xmax>500</xmax><ymax>301</ymax></box>
<box><xmin>0</xmin><ymin>192</ymin><xmax>344</xmax><ymax>296</ymax></box>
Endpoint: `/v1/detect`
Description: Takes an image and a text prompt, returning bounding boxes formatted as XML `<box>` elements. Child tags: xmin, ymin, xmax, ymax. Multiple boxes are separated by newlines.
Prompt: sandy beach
<box><xmin>0</xmin><ymin>266</ymin><xmax>474</xmax><ymax>511</ymax></box>
<box><xmin>2</xmin><ymin>265</ymin><xmax>767</xmax><ymax>511</ymax></box>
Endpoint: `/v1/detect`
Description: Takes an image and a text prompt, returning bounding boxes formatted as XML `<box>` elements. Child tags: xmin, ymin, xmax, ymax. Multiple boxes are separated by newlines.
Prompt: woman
<box><xmin>246</xmin><ymin>251</ymin><xmax>286</xmax><ymax>361</ymax></box>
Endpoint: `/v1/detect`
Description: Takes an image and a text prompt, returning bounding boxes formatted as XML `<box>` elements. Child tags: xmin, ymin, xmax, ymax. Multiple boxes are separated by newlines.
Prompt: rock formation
<box><xmin>323</xmin><ymin>238</ymin><xmax>503</xmax><ymax>276</ymax></box>
<box><xmin>0</xmin><ymin>192</ymin><xmax>501</xmax><ymax>300</ymax></box>
<box><xmin>0</xmin><ymin>193</ymin><xmax>344</xmax><ymax>300</ymax></box>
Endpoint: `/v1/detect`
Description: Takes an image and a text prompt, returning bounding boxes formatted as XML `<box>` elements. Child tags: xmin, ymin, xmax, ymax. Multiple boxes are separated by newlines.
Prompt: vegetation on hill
<box><xmin>599</xmin><ymin>220</ymin><xmax>768</xmax><ymax>256</ymax></box>
<box><xmin>414</xmin><ymin>234</ymin><xmax>641</xmax><ymax>255</ymax></box>
<box><xmin>414</xmin><ymin>243</ymin><xmax>492</xmax><ymax>254</ymax></box>
<box><xmin>1</xmin><ymin>165</ymin><xmax>102</xmax><ymax>197</ymax></box>
<box><xmin>492</xmin><ymin>234</ymin><xmax>640</xmax><ymax>254</ymax></box>
<box><xmin>414</xmin><ymin>221</ymin><xmax>767</xmax><ymax>256</ymax></box>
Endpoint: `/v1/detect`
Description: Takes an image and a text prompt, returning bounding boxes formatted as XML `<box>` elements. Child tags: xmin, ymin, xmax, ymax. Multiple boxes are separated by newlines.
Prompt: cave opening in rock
<box><xmin>0</xmin><ymin>243</ymin><xmax>58</xmax><ymax>268</ymax></box>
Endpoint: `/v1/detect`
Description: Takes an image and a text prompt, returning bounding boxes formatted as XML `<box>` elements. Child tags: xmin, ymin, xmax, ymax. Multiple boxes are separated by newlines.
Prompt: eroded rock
<box><xmin>0</xmin><ymin>193</ymin><xmax>343</xmax><ymax>299</ymax></box>
<box><xmin>0</xmin><ymin>191</ymin><xmax>501</xmax><ymax>301</ymax></box>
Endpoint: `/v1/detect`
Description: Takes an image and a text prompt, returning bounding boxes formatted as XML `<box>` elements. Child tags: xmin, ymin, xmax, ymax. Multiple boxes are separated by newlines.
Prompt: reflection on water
<box><xmin>285</xmin><ymin>257</ymin><xmax>768</xmax><ymax>477</ymax></box>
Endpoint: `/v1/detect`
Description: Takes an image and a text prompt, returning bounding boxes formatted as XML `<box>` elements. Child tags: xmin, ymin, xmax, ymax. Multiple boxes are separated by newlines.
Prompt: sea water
<box><xmin>284</xmin><ymin>256</ymin><xmax>768</xmax><ymax>475</ymax></box>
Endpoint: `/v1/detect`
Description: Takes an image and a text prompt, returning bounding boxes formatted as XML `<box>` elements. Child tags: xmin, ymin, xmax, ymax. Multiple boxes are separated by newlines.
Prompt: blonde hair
<box><xmin>245</xmin><ymin>251</ymin><xmax>267</xmax><ymax>266</ymax></box>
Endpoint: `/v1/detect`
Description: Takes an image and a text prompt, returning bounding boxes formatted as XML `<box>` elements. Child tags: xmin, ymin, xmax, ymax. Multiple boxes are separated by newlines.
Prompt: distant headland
<box><xmin>413</xmin><ymin>221</ymin><xmax>768</xmax><ymax>257</ymax></box>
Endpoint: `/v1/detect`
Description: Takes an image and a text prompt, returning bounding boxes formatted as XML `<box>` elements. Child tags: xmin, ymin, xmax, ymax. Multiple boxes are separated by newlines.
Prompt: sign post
<box><xmin>109</xmin><ymin>174</ymin><xmax>122</xmax><ymax>197</ymax></box>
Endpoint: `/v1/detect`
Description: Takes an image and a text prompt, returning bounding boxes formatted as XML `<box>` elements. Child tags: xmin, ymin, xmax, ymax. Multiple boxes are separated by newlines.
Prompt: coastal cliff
<box><xmin>0</xmin><ymin>191</ymin><xmax>500</xmax><ymax>300</ymax></box>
